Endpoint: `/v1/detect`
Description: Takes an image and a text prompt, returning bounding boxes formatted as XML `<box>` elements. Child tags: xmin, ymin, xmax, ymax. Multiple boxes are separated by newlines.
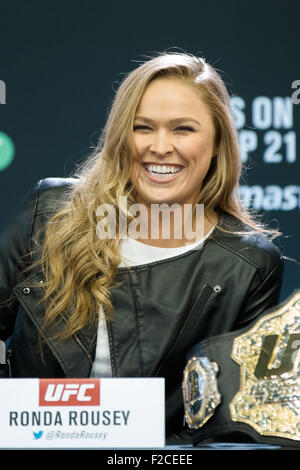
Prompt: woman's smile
<box><xmin>142</xmin><ymin>162</ymin><xmax>185</xmax><ymax>183</ymax></box>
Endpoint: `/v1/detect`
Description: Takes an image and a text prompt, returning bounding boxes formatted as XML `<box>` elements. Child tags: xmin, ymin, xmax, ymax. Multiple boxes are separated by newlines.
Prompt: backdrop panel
<box><xmin>1</xmin><ymin>0</ymin><xmax>299</xmax><ymax>300</ymax></box>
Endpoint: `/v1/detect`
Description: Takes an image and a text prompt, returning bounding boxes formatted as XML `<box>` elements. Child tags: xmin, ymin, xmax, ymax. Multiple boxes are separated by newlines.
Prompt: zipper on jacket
<box><xmin>73</xmin><ymin>333</ymin><xmax>94</xmax><ymax>365</ymax></box>
<box><xmin>4</xmin><ymin>348</ymin><xmax>12</xmax><ymax>378</ymax></box>
<box><xmin>103</xmin><ymin>304</ymin><xmax>117</xmax><ymax>377</ymax></box>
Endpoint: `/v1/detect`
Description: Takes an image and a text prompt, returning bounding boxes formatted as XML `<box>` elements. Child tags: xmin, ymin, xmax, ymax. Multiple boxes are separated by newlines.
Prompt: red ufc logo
<box><xmin>39</xmin><ymin>379</ymin><xmax>100</xmax><ymax>406</ymax></box>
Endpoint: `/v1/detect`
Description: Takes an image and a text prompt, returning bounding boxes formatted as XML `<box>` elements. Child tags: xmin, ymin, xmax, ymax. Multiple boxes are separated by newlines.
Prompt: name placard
<box><xmin>0</xmin><ymin>378</ymin><xmax>165</xmax><ymax>448</ymax></box>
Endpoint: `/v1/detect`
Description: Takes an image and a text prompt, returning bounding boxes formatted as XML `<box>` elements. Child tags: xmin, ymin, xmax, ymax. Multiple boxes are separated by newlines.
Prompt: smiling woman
<box><xmin>132</xmin><ymin>79</ymin><xmax>216</xmax><ymax>196</ymax></box>
<box><xmin>131</xmin><ymin>77</ymin><xmax>217</xmax><ymax>246</ymax></box>
<box><xmin>0</xmin><ymin>52</ymin><xmax>283</xmax><ymax>445</ymax></box>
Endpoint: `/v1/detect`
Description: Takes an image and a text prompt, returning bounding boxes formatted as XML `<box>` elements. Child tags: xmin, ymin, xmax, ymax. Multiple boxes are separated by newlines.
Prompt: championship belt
<box><xmin>182</xmin><ymin>290</ymin><xmax>300</xmax><ymax>448</ymax></box>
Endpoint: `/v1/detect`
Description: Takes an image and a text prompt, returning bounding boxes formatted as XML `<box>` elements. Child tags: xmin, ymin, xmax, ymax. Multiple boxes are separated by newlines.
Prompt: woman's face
<box><xmin>130</xmin><ymin>77</ymin><xmax>216</xmax><ymax>208</ymax></box>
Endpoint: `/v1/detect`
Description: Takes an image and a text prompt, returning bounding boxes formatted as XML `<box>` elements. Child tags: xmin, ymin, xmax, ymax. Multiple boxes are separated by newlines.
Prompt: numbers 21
<box><xmin>239</xmin><ymin>130</ymin><xmax>296</xmax><ymax>163</ymax></box>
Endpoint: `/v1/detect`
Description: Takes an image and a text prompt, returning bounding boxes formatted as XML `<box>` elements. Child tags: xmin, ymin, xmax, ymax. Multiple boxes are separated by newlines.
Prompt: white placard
<box><xmin>0</xmin><ymin>378</ymin><xmax>165</xmax><ymax>449</ymax></box>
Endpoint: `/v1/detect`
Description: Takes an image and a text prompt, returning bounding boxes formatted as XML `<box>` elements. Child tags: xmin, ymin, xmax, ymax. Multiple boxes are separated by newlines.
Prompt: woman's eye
<box><xmin>133</xmin><ymin>125</ymin><xmax>151</xmax><ymax>131</ymax></box>
<box><xmin>176</xmin><ymin>126</ymin><xmax>195</xmax><ymax>132</ymax></box>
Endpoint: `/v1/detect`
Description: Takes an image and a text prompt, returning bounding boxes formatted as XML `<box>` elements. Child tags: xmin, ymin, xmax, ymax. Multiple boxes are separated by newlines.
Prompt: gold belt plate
<box><xmin>230</xmin><ymin>290</ymin><xmax>300</xmax><ymax>440</ymax></box>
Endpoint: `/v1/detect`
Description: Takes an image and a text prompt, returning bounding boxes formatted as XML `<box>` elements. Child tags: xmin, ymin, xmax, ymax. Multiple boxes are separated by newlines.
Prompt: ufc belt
<box><xmin>182</xmin><ymin>290</ymin><xmax>300</xmax><ymax>448</ymax></box>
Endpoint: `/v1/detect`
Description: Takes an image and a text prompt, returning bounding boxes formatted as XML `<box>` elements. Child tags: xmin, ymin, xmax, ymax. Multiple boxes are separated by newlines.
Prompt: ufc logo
<box><xmin>254</xmin><ymin>333</ymin><xmax>300</xmax><ymax>379</ymax></box>
<box><xmin>39</xmin><ymin>379</ymin><xmax>100</xmax><ymax>406</ymax></box>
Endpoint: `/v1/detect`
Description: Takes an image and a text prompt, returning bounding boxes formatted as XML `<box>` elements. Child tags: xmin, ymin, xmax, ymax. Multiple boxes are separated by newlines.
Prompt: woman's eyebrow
<box><xmin>134</xmin><ymin>115</ymin><xmax>200</xmax><ymax>125</ymax></box>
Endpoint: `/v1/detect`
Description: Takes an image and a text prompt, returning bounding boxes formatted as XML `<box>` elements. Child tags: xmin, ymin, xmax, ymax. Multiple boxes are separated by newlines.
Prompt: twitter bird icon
<box><xmin>33</xmin><ymin>431</ymin><xmax>43</xmax><ymax>440</ymax></box>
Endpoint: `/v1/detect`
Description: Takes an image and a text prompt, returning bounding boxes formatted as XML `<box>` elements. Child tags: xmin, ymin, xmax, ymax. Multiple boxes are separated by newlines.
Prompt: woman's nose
<box><xmin>149</xmin><ymin>131</ymin><xmax>174</xmax><ymax>155</ymax></box>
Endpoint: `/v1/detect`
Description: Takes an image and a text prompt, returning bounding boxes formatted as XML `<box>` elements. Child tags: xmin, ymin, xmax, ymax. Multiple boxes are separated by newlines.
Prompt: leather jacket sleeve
<box><xmin>240</xmin><ymin>261</ymin><xmax>283</xmax><ymax>326</ymax></box>
<box><xmin>0</xmin><ymin>180</ymin><xmax>41</xmax><ymax>340</ymax></box>
<box><xmin>233</xmin><ymin>239</ymin><xmax>284</xmax><ymax>328</ymax></box>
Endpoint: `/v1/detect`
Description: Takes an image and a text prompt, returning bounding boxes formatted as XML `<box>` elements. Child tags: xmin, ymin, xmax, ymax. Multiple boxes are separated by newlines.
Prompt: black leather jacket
<box><xmin>0</xmin><ymin>178</ymin><xmax>283</xmax><ymax>439</ymax></box>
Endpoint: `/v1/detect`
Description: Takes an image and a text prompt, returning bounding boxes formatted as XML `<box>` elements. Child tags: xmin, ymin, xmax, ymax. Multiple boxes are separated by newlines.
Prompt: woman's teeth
<box><xmin>145</xmin><ymin>164</ymin><xmax>183</xmax><ymax>178</ymax></box>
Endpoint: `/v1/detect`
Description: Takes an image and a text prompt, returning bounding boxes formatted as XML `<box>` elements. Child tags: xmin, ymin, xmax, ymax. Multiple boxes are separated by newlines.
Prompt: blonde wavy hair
<box><xmin>28</xmin><ymin>51</ymin><xmax>279</xmax><ymax>340</ymax></box>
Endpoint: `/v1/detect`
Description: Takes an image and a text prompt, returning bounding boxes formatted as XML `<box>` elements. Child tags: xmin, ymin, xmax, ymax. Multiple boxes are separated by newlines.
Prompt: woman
<box><xmin>0</xmin><ymin>52</ymin><xmax>283</xmax><ymax>443</ymax></box>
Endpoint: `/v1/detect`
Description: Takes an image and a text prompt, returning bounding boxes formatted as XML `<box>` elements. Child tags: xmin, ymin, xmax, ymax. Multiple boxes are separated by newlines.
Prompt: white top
<box><xmin>90</xmin><ymin>227</ymin><xmax>215</xmax><ymax>378</ymax></box>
